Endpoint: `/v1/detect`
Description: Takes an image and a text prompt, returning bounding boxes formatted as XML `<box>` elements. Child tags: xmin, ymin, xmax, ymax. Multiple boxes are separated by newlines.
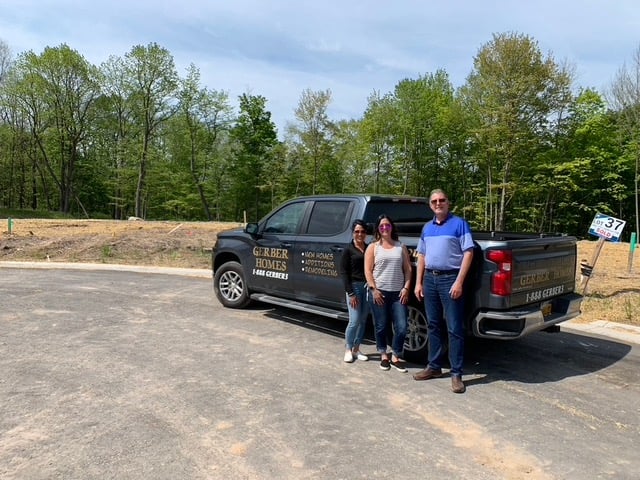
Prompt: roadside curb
<box><xmin>562</xmin><ymin>319</ymin><xmax>640</xmax><ymax>346</ymax></box>
<box><xmin>2</xmin><ymin>261</ymin><xmax>638</xmax><ymax>346</ymax></box>
<box><xmin>0</xmin><ymin>261</ymin><xmax>212</xmax><ymax>278</ymax></box>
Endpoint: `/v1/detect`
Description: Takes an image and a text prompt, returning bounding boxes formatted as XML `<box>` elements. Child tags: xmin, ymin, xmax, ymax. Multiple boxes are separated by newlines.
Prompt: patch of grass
<box><xmin>580</xmin><ymin>293</ymin><xmax>640</xmax><ymax>327</ymax></box>
<box><xmin>101</xmin><ymin>245</ymin><xmax>114</xmax><ymax>260</ymax></box>
<box><xmin>622</xmin><ymin>295</ymin><xmax>639</xmax><ymax>323</ymax></box>
<box><xmin>0</xmin><ymin>209</ymin><xmax>72</xmax><ymax>220</ymax></box>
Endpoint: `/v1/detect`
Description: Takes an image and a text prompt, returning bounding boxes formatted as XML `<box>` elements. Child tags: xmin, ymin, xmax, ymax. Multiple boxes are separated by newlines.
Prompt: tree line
<box><xmin>0</xmin><ymin>32</ymin><xmax>638</xmax><ymax>241</ymax></box>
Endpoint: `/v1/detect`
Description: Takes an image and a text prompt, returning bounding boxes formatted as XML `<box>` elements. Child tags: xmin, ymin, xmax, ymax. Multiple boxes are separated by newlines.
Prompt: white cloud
<box><xmin>1</xmin><ymin>0</ymin><xmax>639</xmax><ymax>134</ymax></box>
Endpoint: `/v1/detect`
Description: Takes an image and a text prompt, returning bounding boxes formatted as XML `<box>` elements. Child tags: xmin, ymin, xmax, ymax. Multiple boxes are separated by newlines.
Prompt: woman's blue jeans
<box><xmin>423</xmin><ymin>272</ymin><xmax>465</xmax><ymax>376</ymax></box>
<box><xmin>345</xmin><ymin>282</ymin><xmax>369</xmax><ymax>350</ymax></box>
<box><xmin>368</xmin><ymin>289</ymin><xmax>407</xmax><ymax>357</ymax></box>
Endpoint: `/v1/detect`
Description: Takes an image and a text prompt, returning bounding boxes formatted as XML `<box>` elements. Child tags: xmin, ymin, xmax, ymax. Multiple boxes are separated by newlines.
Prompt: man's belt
<box><xmin>425</xmin><ymin>269</ymin><xmax>459</xmax><ymax>275</ymax></box>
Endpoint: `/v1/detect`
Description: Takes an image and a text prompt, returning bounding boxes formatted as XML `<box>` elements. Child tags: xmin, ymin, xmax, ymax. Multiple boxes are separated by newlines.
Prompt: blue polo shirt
<box><xmin>416</xmin><ymin>213</ymin><xmax>474</xmax><ymax>270</ymax></box>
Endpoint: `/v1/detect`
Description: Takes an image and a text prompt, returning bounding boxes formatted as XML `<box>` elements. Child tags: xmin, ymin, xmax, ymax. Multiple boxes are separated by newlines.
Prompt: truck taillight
<box><xmin>487</xmin><ymin>249</ymin><xmax>512</xmax><ymax>296</ymax></box>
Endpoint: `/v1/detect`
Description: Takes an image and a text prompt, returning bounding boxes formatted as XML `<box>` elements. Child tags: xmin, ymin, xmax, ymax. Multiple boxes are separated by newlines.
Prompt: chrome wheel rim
<box><xmin>405</xmin><ymin>305</ymin><xmax>428</xmax><ymax>352</ymax></box>
<box><xmin>219</xmin><ymin>270</ymin><xmax>244</xmax><ymax>302</ymax></box>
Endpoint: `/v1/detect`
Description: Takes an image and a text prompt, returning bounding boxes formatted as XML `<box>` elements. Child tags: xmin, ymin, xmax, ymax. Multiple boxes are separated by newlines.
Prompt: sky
<box><xmin>2</xmin><ymin>0</ymin><xmax>639</xmax><ymax>135</ymax></box>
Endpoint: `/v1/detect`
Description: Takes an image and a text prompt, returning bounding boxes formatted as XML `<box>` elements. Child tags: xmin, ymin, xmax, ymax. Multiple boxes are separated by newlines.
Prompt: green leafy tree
<box><xmin>459</xmin><ymin>32</ymin><xmax>572</xmax><ymax>230</ymax></box>
<box><xmin>171</xmin><ymin>64</ymin><xmax>233</xmax><ymax>220</ymax></box>
<box><xmin>526</xmin><ymin>90</ymin><xmax>622</xmax><ymax>235</ymax></box>
<box><xmin>123</xmin><ymin>43</ymin><xmax>179</xmax><ymax>218</ymax></box>
<box><xmin>391</xmin><ymin>71</ymin><xmax>456</xmax><ymax>196</ymax></box>
<box><xmin>0</xmin><ymin>39</ymin><xmax>20</xmax><ymax>208</ymax></box>
<box><xmin>4</xmin><ymin>44</ymin><xmax>100</xmax><ymax>214</ymax></box>
<box><xmin>334</xmin><ymin>118</ymin><xmax>371</xmax><ymax>193</ymax></box>
<box><xmin>229</xmin><ymin>93</ymin><xmax>278</xmax><ymax>221</ymax></box>
<box><xmin>360</xmin><ymin>91</ymin><xmax>396</xmax><ymax>193</ymax></box>
<box><xmin>610</xmin><ymin>44</ymin><xmax>640</xmax><ymax>242</ymax></box>
<box><xmin>260</xmin><ymin>141</ymin><xmax>289</xmax><ymax>211</ymax></box>
<box><xmin>96</xmin><ymin>54</ymin><xmax>140</xmax><ymax>218</ymax></box>
<box><xmin>287</xmin><ymin>88</ymin><xmax>336</xmax><ymax>194</ymax></box>
<box><xmin>360</xmin><ymin>74</ymin><xmax>475</xmax><ymax>205</ymax></box>
<box><xmin>0</xmin><ymin>39</ymin><xmax>11</xmax><ymax>84</ymax></box>
<box><xmin>441</xmin><ymin>95</ymin><xmax>478</xmax><ymax>210</ymax></box>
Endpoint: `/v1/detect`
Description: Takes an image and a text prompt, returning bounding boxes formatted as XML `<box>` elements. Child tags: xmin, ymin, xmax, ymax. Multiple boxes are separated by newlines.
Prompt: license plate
<box><xmin>541</xmin><ymin>301</ymin><xmax>553</xmax><ymax>317</ymax></box>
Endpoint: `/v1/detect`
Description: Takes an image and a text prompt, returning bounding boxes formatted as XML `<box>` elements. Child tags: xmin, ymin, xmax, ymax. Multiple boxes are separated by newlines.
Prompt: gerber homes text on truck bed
<box><xmin>212</xmin><ymin>195</ymin><xmax>583</xmax><ymax>359</ymax></box>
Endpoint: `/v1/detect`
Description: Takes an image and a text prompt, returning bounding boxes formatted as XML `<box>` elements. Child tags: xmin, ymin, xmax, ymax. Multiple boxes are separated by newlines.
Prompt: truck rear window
<box><xmin>364</xmin><ymin>200</ymin><xmax>432</xmax><ymax>235</ymax></box>
<box><xmin>306</xmin><ymin>201</ymin><xmax>352</xmax><ymax>235</ymax></box>
<box><xmin>364</xmin><ymin>200</ymin><xmax>429</xmax><ymax>222</ymax></box>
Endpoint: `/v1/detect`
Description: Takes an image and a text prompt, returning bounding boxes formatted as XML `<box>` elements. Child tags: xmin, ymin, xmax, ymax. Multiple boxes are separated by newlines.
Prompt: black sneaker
<box><xmin>390</xmin><ymin>359</ymin><xmax>407</xmax><ymax>373</ymax></box>
<box><xmin>380</xmin><ymin>358</ymin><xmax>390</xmax><ymax>370</ymax></box>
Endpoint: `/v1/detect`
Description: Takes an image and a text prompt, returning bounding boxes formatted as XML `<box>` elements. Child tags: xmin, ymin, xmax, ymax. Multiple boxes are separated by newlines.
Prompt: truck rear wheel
<box><xmin>214</xmin><ymin>261</ymin><xmax>251</xmax><ymax>308</ymax></box>
<box><xmin>404</xmin><ymin>304</ymin><xmax>429</xmax><ymax>360</ymax></box>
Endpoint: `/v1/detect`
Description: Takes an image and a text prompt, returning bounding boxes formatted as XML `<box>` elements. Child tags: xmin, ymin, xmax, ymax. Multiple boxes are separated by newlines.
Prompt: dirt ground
<box><xmin>1</xmin><ymin>218</ymin><xmax>639</xmax><ymax>326</ymax></box>
<box><xmin>0</xmin><ymin>218</ymin><xmax>237</xmax><ymax>269</ymax></box>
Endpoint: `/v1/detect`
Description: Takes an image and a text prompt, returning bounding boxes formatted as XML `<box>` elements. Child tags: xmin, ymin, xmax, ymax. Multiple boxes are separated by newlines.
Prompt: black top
<box><xmin>339</xmin><ymin>240</ymin><xmax>368</xmax><ymax>296</ymax></box>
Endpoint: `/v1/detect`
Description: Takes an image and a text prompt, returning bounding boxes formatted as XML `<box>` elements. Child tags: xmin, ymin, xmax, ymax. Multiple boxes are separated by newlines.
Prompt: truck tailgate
<box><xmin>510</xmin><ymin>237</ymin><xmax>577</xmax><ymax>307</ymax></box>
<box><xmin>473</xmin><ymin>235</ymin><xmax>582</xmax><ymax>339</ymax></box>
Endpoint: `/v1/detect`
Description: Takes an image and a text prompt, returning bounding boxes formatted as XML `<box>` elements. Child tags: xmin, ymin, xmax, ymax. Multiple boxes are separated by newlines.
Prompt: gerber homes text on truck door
<box><xmin>212</xmin><ymin>195</ymin><xmax>583</xmax><ymax>360</ymax></box>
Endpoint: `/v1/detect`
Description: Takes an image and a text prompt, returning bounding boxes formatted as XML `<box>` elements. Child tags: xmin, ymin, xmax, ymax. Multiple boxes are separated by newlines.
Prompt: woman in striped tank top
<box><xmin>364</xmin><ymin>215</ymin><xmax>412</xmax><ymax>372</ymax></box>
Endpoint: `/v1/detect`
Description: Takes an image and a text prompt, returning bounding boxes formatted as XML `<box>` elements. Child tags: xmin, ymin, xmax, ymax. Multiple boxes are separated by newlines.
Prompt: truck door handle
<box><xmin>280</xmin><ymin>242</ymin><xmax>292</xmax><ymax>248</ymax></box>
<box><xmin>330</xmin><ymin>246</ymin><xmax>344</xmax><ymax>252</ymax></box>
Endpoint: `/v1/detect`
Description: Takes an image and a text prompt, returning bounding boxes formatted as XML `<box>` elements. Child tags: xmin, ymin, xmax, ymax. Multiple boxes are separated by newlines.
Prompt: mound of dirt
<box><xmin>0</xmin><ymin>219</ymin><xmax>242</xmax><ymax>269</ymax></box>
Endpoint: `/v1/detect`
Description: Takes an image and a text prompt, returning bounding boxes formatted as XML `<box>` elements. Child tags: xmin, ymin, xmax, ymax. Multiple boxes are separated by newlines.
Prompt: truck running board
<box><xmin>250</xmin><ymin>293</ymin><xmax>349</xmax><ymax>321</ymax></box>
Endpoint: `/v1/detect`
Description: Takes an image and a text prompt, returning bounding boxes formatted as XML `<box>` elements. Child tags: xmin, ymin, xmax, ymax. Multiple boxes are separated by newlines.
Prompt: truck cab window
<box><xmin>263</xmin><ymin>202</ymin><xmax>305</xmax><ymax>234</ymax></box>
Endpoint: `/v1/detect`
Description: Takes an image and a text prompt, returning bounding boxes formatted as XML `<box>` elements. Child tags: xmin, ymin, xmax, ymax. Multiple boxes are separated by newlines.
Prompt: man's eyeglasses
<box><xmin>353</xmin><ymin>229</ymin><xmax>367</xmax><ymax>234</ymax></box>
<box><xmin>378</xmin><ymin>224</ymin><xmax>392</xmax><ymax>231</ymax></box>
<box><xmin>430</xmin><ymin>198</ymin><xmax>447</xmax><ymax>205</ymax></box>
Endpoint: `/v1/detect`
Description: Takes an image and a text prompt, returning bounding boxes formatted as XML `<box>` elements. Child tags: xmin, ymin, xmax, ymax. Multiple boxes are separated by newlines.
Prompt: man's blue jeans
<box><xmin>345</xmin><ymin>282</ymin><xmax>369</xmax><ymax>350</ymax></box>
<box><xmin>368</xmin><ymin>289</ymin><xmax>407</xmax><ymax>357</ymax></box>
<box><xmin>423</xmin><ymin>273</ymin><xmax>465</xmax><ymax>376</ymax></box>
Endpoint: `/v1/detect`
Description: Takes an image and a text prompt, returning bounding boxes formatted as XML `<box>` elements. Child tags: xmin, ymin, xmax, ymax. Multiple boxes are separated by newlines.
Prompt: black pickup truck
<box><xmin>212</xmin><ymin>194</ymin><xmax>583</xmax><ymax>358</ymax></box>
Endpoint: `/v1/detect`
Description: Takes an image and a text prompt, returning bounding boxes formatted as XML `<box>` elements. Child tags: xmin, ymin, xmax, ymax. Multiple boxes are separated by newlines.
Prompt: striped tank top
<box><xmin>372</xmin><ymin>241</ymin><xmax>405</xmax><ymax>291</ymax></box>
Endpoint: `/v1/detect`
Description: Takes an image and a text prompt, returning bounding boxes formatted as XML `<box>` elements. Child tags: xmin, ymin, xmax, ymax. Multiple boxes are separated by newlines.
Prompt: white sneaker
<box><xmin>354</xmin><ymin>351</ymin><xmax>369</xmax><ymax>361</ymax></box>
<box><xmin>344</xmin><ymin>350</ymin><xmax>354</xmax><ymax>363</ymax></box>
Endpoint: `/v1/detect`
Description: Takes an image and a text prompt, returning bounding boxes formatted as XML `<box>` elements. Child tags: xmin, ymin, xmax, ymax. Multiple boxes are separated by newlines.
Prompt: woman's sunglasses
<box><xmin>378</xmin><ymin>224</ymin><xmax>392</xmax><ymax>231</ymax></box>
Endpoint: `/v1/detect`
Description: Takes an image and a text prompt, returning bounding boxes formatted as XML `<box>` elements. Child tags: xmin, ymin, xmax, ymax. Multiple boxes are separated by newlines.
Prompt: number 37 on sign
<box><xmin>588</xmin><ymin>213</ymin><xmax>626</xmax><ymax>242</ymax></box>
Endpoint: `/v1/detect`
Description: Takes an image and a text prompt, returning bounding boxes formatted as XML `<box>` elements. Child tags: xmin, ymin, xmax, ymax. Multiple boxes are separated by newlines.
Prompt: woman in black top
<box><xmin>339</xmin><ymin>219</ymin><xmax>370</xmax><ymax>363</ymax></box>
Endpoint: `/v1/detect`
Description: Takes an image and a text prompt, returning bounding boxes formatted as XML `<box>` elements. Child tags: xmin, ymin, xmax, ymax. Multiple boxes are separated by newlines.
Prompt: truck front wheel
<box><xmin>214</xmin><ymin>261</ymin><xmax>251</xmax><ymax>308</ymax></box>
<box><xmin>404</xmin><ymin>304</ymin><xmax>429</xmax><ymax>360</ymax></box>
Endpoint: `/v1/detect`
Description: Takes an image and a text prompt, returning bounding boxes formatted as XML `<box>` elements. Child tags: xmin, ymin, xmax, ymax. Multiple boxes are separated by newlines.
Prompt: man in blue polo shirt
<box><xmin>413</xmin><ymin>189</ymin><xmax>474</xmax><ymax>393</ymax></box>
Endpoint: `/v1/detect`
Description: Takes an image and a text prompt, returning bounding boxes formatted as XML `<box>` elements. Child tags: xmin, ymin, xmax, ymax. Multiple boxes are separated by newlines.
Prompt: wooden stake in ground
<box><xmin>581</xmin><ymin>237</ymin><xmax>606</xmax><ymax>295</ymax></box>
<box><xmin>168</xmin><ymin>223</ymin><xmax>183</xmax><ymax>234</ymax></box>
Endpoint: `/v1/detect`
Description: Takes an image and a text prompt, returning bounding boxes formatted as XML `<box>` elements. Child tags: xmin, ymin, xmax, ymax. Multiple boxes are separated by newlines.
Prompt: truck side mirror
<box><xmin>245</xmin><ymin>222</ymin><xmax>259</xmax><ymax>236</ymax></box>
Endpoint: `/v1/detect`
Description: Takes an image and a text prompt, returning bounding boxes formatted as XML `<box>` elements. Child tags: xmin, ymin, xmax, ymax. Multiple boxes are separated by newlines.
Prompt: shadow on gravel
<box><xmin>257</xmin><ymin>304</ymin><xmax>632</xmax><ymax>386</ymax></box>
<box><xmin>260</xmin><ymin>306</ymin><xmax>354</xmax><ymax>341</ymax></box>
<box><xmin>458</xmin><ymin>331</ymin><xmax>630</xmax><ymax>386</ymax></box>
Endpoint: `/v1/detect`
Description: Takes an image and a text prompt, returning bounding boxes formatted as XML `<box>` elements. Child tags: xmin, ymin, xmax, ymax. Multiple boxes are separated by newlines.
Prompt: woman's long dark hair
<box><xmin>374</xmin><ymin>214</ymin><xmax>399</xmax><ymax>242</ymax></box>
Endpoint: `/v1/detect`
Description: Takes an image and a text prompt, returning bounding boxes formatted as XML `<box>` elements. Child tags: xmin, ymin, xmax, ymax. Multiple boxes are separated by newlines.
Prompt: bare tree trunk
<box><xmin>135</xmin><ymin>141</ymin><xmax>148</xmax><ymax>218</ymax></box>
<box><xmin>635</xmin><ymin>153</ymin><xmax>639</xmax><ymax>243</ymax></box>
<box><xmin>486</xmin><ymin>163</ymin><xmax>492</xmax><ymax>230</ymax></box>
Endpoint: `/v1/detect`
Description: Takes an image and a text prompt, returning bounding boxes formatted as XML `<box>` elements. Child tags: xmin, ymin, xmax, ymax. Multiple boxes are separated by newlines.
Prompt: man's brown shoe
<box><xmin>413</xmin><ymin>368</ymin><xmax>443</xmax><ymax>381</ymax></box>
<box><xmin>451</xmin><ymin>376</ymin><xmax>466</xmax><ymax>394</ymax></box>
